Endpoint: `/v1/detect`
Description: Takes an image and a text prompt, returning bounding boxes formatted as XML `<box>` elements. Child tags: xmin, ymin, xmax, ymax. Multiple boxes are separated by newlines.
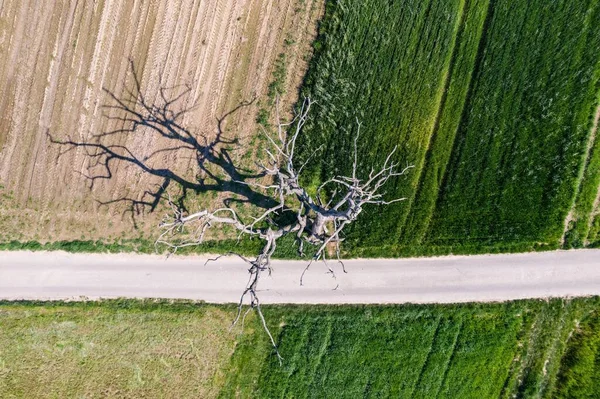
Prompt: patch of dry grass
<box><xmin>0</xmin><ymin>302</ymin><xmax>238</xmax><ymax>398</ymax></box>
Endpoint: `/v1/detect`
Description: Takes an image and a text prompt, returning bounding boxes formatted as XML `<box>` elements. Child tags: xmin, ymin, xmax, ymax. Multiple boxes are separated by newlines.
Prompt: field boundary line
<box><xmin>306</xmin><ymin>319</ymin><xmax>334</xmax><ymax>392</ymax></box>
<box><xmin>409</xmin><ymin>316</ymin><xmax>442</xmax><ymax>398</ymax></box>
<box><xmin>433</xmin><ymin>319</ymin><xmax>463</xmax><ymax>399</ymax></box>
<box><xmin>561</xmin><ymin>100</ymin><xmax>600</xmax><ymax>247</ymax></box>
<box><xmin>408</xmin><ymin>0</ymin><xmax>496</xmax><ymax>243</ymax></box>
<box><xmin>398</xmin><ymin>0</ymin><xmax>468</xmax><ymax>241</ymax></box>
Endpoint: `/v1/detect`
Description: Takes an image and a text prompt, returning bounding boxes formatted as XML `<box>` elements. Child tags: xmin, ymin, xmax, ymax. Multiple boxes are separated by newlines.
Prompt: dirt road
<box><xmin>1</xmin><ymin>250</ymin><xmax>599</xmax><ymax>304</ymax></box>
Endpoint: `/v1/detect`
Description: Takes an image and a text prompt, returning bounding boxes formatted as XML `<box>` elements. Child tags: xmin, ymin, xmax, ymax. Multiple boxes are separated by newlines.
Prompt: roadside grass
<box><xmin>0</xmin><ymin>239</ymin><xmax>260</xmax><ymax>256</ymax></box>
<box><xmin>0</xmin><ymin>300</ymin><xmax>240</xmax><ymax>398</ymax></box>
<box><xmin>346</xmin><ymin>240</ymin><xmax>558</xmax><ymax>259</ymax></box>
<box><xmin>1</xmin><ymin>298</ymin><xmax>600</xmax><ymax>398</ymax></box>
<box><xmin>0</xmin><ymin>234</ymin><xmax>315</xmax><ymax>259</ymax></box>
<box><xmin>563</xmin><ymin>101</ymin><xmax>600</xmax><ymax>248</ymax></box>
<box><xmin>0</xmin><ymin>236</ymin><xmax>561</xmax><ymax>259</ymax></box>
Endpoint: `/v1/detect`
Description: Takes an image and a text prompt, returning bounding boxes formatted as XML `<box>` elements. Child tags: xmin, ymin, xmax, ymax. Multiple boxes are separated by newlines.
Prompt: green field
<box><xmin>554</xmin><ymin>310</ymin><xmax>600</xmax><ymax>398</ymax></box>
<box><xmin>1</xmin><ymin>298</ymin><xmax>600</xmax><ymax>398</ymax></box>
<box><xmin>297</xmin><ymin>0</ymin><xmax>600</xmax><ymax>256</ymax></box>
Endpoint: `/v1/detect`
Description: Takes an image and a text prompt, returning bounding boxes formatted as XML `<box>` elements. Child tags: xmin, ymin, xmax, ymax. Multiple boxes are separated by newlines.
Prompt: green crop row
<box><xmin>554</xmin><ymin>310</ymin><xmax>600</xmax><ymax>398</ymax></box>
<box><xmin>221</xmin><ymin>298</ymin><xmax>598</xmax><ymax>398</ymax></box>
<box><xmin>0</xmin><ymin>298</ymin><xmax>600</xmax><ymax>399</ymax></box>
<box><xmin>0</xmin><ymin>235</ymin><xmax>312</xmax><ymax>259</ymax></box>
<box><xmin>296</xmin><ymin>0</ymin><xmax>600</xmax><ymax>255</ymax></box>
<box><xmin>427</xmin><ymin>0</ymin><xmax>600</xmax><ymax>249</ymax></box>
<box><xmin>2</xmin><ymin>298</ymin><xmax>599</xmax><ymax>398</ymax></box>
<box><xmin>298</xmin><ymin>0</ymin><xmax>467</xmax><ymax>249</ymax></box>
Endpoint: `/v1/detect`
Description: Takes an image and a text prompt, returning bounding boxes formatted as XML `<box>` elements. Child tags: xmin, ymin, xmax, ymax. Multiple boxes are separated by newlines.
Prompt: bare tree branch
<box><xmin>155</xmin><ymin>96</ymin><xmax>414</xmax><ymax>361</ymax></box>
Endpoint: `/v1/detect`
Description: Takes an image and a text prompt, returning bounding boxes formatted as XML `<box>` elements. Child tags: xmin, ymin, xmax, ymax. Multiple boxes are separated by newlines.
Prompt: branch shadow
<box><xmin>49</xmin><ymin>59</ymin><xmax>278</xmax><ymax>227</ymax></box>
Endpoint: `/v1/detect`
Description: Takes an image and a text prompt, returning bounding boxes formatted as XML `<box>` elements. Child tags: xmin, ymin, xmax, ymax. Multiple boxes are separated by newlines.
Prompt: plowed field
<box><xmin>0</xmin><ymin>0</ymin><xmax>322</xmax><ymax>242</ymax></box>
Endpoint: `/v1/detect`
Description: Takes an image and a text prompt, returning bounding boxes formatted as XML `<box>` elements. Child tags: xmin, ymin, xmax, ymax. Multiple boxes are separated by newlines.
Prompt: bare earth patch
<box><xmin>0</xmin><ymin>0</ymin><xmax>323</xmax><ymax>242</ymax></box>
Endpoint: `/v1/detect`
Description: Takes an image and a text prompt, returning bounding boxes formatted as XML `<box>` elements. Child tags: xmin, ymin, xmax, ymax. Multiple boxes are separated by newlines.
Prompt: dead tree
<box><xmin>156</xmin><ymin>98</ymin><xmax>413</xmax><ymax>362</ymax></box>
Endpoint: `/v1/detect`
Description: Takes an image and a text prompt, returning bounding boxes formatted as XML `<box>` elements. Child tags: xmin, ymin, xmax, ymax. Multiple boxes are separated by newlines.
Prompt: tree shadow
<box><xmin>49</xmin><ymin>60</ymin><xmax>278</xmax><ymax>227</ymax></box>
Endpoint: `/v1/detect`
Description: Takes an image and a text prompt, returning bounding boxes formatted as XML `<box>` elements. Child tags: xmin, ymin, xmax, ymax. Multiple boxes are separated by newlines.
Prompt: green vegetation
<box><xmin>267</xmin><ymin>52</ymin><xmax>288</xmax><ymax>101</ymax></box>
<box><xmin>224</xmin><ymin>299</ymin><xmax>595</xmax><ymax>398</ymax></box>
<box><xmin>0</xmin><ymin>300</ymin><xmax>236</xmax><ymax>398</ymax></box>
<box><xmin>0</xmin><ymin>235</ymin><xmax>312</xmax><ymax>259</ymax></box>
<box><xmin>563</xmin><ymin>102</ymin><xmax>600</xmax><ymax>249</ymax></box>
<box><xmin>257</xmin><ymin>43</ymin><xmax>292</xmax><ymax>130</ymax></box>
<box><xmin>297</xmin><ymin>0</ymin><xmax>600</xmax><ymax>256</ymax></box>
<box><xmin>2</xmin><ymin>298</ymin><xmax>600</xmax><ymax>398</ymax></box>
<box><xmin>249</xmin><ymin>304</ymin><xmax>526</xmax><ymax>398</ymax></box>
<box><xmin>554</xmin><ymin>311</ymin><xmax>600</xmax><ymax>398</ymax></box>
<box><xmin>0</xmin><ymin>238</ymin><xmax>256</xmax><ymax>255</ymax></box>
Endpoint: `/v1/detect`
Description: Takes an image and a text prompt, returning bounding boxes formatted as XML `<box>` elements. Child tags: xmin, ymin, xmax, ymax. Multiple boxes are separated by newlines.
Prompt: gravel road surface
<box><xmin>1</xmin><ymin>250</ymin><xmax>599</xmax><ymax>304</ymax></box>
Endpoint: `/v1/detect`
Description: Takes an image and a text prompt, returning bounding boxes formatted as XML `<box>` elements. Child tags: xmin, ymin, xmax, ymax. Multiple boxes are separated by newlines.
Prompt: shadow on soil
<box><xmin>49</xmin><ymin>60</ymin><xmax>280</xmax><ymax>228</ymax></box>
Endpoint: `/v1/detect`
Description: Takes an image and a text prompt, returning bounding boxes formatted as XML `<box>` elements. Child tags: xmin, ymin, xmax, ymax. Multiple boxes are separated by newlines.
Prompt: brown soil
<box><xmin>0</xmin><ymin>0</ymin><xmax>323</xmax><ymax>242</ymax></box>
